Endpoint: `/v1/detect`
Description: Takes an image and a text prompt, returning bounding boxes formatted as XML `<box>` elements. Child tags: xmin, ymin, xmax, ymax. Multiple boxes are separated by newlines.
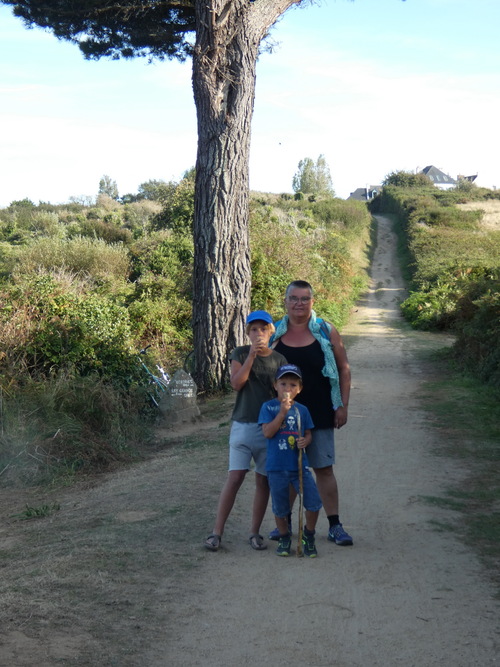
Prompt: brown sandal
<box><xmin>205</xmin><ymin>533</ymin><xmax>221</xmax><ymax>551</ymax></box>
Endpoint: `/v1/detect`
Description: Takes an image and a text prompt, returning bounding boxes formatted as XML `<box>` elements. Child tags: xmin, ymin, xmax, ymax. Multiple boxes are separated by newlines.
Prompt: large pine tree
<box><xmin>2</xmin><ymin>0</ymin><xmax>307</xmax><ymax>390</ymax></box>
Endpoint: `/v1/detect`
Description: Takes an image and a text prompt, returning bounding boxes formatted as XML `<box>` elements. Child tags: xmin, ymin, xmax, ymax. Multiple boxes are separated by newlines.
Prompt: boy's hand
<box><xmin>281</xmin><ymin>391</ymin><xmax>292</xmax><ymax>412</ymax></box>
<box><xmin>249</xmin><ymin>337</ymin><xmax>266</xmax><ymax>357</ymax></box>
<box><xmin>297</xmin><ymin>436</ymin><xmax>307</xmax><ymax>449</ymax></box>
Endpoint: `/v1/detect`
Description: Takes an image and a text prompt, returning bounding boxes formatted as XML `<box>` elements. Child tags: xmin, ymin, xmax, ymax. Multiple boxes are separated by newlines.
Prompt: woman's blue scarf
<box><xmin>272</xmin><ymin>310</ymin><xmax>343</xmax><ymax>409</ymax></box>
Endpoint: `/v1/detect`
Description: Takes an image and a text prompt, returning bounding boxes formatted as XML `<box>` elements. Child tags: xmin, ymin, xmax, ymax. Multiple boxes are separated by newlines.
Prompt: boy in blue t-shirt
<box><xmin>258</xmin><ymin>364</ymin><xmax>322</xmax><ymax>557</ymax></box>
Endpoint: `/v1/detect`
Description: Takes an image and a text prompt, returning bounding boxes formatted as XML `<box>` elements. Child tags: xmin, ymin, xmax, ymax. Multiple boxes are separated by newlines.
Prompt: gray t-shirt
<box><xmin>229</xmin><ymin>346</ymin><xmax>287</xmax><ymax>423</ymax></box>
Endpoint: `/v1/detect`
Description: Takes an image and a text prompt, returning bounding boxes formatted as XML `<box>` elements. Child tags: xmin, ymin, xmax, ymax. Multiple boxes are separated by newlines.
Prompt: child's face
<box><xmin>274</xmin><ymin>375</ymin><xmax>302</xmax><ymax>400</ymax></box>
<box><xmin>247</xmin><ymin>322</ymin><xmax>272</xmax><ymax>345</ymax></box>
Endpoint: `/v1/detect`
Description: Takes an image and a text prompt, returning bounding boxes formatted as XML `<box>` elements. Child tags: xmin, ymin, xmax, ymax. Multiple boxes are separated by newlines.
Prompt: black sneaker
<box><xmin>269</xmin><ymin>518</ymin><xmax>292</xmax><ymax>541</ymax></box>
<box><xmin>302</xmin><ymin>530</ymin><xmax>318</xmax><ymax>558</ymax></box>
<box><xmin>276</xmin><ymin>534</ymin><xmax>292</xmax><ymax>557</ymax></box>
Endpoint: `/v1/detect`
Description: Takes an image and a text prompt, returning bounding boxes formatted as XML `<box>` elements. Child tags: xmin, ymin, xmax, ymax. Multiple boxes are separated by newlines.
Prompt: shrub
<box><xmin>12</xmin><ymin>236</ymin><xmax>131</xmax><ymax>284</ymax></box>
<box><xmin>28</xmin><ymin>211</ymin><xmax>65</xmax><ymax>238</ymax></box>
<box><xmin>249</xmin><ymin>197</ymin><xmax>370</xmax><ymax>327</ymax></box>
<box><xmin>312</xmin><ymin>198</ymin><xmax>370</xmax><ymax>237</ymax></box>
<box><xmin>0</xmin><ymin>273</ymin><xmax>136</xmax><ymax>381</ymax></box>
<box><xmin>382</xmin><ymin>171</ymin><xmax>431</xmax><ymax>188</ymax></box>
<box><xmin>0</xmin><ymin>189</ymin><xmax>373</xmax><ymax>481</ymax></box>
<box><xmin>69</xmin><ymin>219</ymin><xmax>133</xmax><ymax>245</ymax></box>
<box><xmin>152</xmin><ymin>177</ymin><xmax>195</xmax><ymax>234</ymax></box>
<box><xmin>414</xmin><ymin>206</ymin><xmax>481</xmax><ymax>230</ymax></box>
<box><xmin>123</xmin><ymin>200</ymin><xmax>162</xmax><ymax>236</ymax></box>
<box><xmin>400</xmin><ymin>284</ymin><xmax>459</xmax><ymax>330</ymax></box>
<box><xmin>378</xmin><ymin>185</ymin><xmax>500</xmax><ymax>386</ymax></box>
<box><xmin>451</xmin><ymin>272</ymin><xmax>500</xmax><ymax>387</ymax></box>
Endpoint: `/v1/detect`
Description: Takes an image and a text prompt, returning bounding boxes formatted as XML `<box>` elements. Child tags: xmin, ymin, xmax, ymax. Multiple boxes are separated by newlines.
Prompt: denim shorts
<box><xmin>267</xmin><ymin>469</ymin><xmax>322</xmax><ymax>518</ymax></box>
<box><xmin>307</xmin><ymin>428</ymin><xmax>335</xmax><ymax>468</ymax></box>
<box><xmin>228</xmin><ymin>421</ymin><xmax>267</xmax><ymax>475</ymax></box>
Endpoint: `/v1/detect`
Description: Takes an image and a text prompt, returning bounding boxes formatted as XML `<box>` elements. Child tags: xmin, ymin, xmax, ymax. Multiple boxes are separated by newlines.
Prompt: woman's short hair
<box><xmin>285</xmin><ymin>280</ymin><xmax>313</xmax><ymax>298</ymax></box>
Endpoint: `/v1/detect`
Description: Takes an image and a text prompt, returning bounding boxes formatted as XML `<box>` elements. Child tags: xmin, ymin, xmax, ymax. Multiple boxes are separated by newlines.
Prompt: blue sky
<box><xmin>1</xmin><ymin>0</ymin><xmax>499</xmax><ymax>206</ymax></box>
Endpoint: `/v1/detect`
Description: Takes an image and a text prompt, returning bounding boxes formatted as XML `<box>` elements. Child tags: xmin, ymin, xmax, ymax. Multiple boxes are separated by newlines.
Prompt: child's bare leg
<box><xmin>275</xmin><ymin>515</ymin><xmax>290</xmax><ymax>536</ymax></box>
<box><xmin>250</xmin><ymin>472</ymin><xmax>269</xmax><ymax>535</ymax></box>
<box><xmin>213</xmin><ymin>469</ymin><xmax>247</xmax><ymax>536</ymax></box>
<box><xmin>305</xmin><ymin>509</ymin><xmax>319</xmax><ymax>533</ymax></box>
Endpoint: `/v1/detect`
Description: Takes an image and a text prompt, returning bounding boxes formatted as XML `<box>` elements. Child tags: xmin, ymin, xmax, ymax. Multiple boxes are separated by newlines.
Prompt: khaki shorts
<box><xmin>228</xmin><ymin>421</ymin><xmax>267</xmax><ymax>475</ymax></box>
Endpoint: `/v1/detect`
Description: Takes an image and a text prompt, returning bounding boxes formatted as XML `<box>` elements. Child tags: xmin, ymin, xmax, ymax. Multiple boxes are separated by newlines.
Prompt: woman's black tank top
<box><xmin>274</xmin><ymin>339</ymin><xmax>334</xmax><ymax>429</ymax></box>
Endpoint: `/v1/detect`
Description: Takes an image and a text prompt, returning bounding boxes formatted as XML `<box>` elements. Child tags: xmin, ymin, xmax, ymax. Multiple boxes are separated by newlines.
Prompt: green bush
<box><xmin>249</xmin><ymin>204</ymin><xmax>315</xmax><ymax>311</ymax></box>
<box><xmin>0</xmin><ymin>274</ymin><xmax>136</xmax><ymax>381</ymax></box>
<box><xmin>129</xmin><ymin>231</ymin><xmax>193</xmax><ymax>292</ymax></box>
<box><xmin>379</xmin><ymin>185</ymin><xmax>500</xmax><ymax>386</ymax></box>
<box><xmin>382</xmin><ymin>170</ymin><xmax>431</xmax><ymax>188</ymax></box>
<box><xmin>414</xmin><ymin>205</ymin><xmax>481</xmax><ymax>230</ymax></box>
<box><xmin>401</xmin><ymin>282</ymin><xmax>460</xmax><ymax>330</ymax></box>
<box><xmin>152</xmin><ymin>177</ymin><xmax>195</xmax><ymax>234</ymax></box>
<box><xmin>13</xmin><ymin>236</ymin><xmax>131</xmax><ymax>284</ymax></box>
<box><xmin>123</xmin><ymin>200</ymin><xmax>162</xmax><ymax>236</ymax></box>
<box><xmin>28</xmin><ymin>211</ymin><xmax>65</xmax><ymax>238</ymax></box>
<box><xmin>249</xmin><ymin>197</ymin><xmax>370</xmax><ymax>327</ymax></box>
<box><xmin>453</xmin><ymin>275</ymin><xmax>500</xmax><ymax>387</ymax></box>
<box><xmin>409</xmin><ymin>226</ymin><xmax>500</xmax><ymax>288</ymax></box>
<box><xmin>0</xmin><ymin>189</ymin><xmax>373</xmax><ymax>482</ymax></box>
<box><xmin>312</xmin><ymin>198</ymin><xmax>368</xmax><ymax>234</ymax></box>
<box><xmin>71</xmin><ymin>218</ymin><xmax>133</xmax><ymax>245</ymax></box>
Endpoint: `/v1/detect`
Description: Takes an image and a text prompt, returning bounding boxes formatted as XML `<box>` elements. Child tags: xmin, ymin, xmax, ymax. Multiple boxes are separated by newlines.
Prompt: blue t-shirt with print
<box><xmin>258</xmin><ymin>399</ymin><xmax>314</xmax><ymax>472</ymax></box>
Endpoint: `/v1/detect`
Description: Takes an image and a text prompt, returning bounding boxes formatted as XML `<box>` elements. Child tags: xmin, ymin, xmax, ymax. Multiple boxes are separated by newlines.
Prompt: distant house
<box><xmin>348</xmin><ymin>185</ymin><xmax>382</xmax><ymax>202</ymax></box>
<box><xmin>457</xmin><ymin>173</ymin><xmax>478</xmax><ymax>183</ymax></box>
<box><xmin>420</xmin><ymin>165</ymin><xmax>456</xmax><ymax>190</ymax></box>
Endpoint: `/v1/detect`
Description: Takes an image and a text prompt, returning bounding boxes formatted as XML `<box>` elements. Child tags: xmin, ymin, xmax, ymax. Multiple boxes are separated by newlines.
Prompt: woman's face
<box><xmin>285</xmin><ymin>287</ymin><xmax>314</xmax><ymax>319</ymax></box>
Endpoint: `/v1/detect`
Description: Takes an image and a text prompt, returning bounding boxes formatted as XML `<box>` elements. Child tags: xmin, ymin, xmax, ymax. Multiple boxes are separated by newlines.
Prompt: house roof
<box><xmin>348</xmin><ymin>185</ymin><xmax>382</xmax><ymax>201</ymax></box>
<box><xmin>421</xmin><ymin>165</ymin><xmax>457</xmax><ymax>185</ymax></box>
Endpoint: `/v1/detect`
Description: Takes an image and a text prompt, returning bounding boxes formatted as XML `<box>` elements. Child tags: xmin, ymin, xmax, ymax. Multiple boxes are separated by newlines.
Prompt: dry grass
<box><xmin>457</xmin><ymin>200</ymin><xmax>500</xmax><ymax>229</ymax></box>
<box><xmin>0</xmin><ymin>394</ymin><xmax>233</xmax><ymax>665</ymax></box>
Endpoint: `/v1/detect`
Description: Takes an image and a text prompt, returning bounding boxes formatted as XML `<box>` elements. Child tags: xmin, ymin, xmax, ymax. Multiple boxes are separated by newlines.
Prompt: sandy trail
<box><xmin>156</xmin><ymin>215</ymin><xmax>498</xmax><ymax>666</ymax></box>
<box><xmin>1</xmin><ymin>215</ymin><xmax>498</xmax><ymax>667</ymax></box>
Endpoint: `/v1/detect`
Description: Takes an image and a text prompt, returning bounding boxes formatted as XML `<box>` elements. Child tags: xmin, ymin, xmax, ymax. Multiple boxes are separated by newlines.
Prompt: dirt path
<box><xmin>1</xmin><ymin>215</ymin><xmax>498</xmax><ymax>666</ymax></box>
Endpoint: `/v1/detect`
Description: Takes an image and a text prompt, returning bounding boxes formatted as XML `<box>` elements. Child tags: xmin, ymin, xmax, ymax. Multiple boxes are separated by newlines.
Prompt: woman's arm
<box><xmin>330</xmin><ymin>325</ymin><xmax>351</xmax><ymax>428</ymax></box>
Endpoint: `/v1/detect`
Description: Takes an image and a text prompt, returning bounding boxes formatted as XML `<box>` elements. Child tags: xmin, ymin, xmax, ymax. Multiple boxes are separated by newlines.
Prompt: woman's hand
<box><xmin>334</xmin><ymin>406</ymin><xmax>348</xmax><ymax>429</ymax></box>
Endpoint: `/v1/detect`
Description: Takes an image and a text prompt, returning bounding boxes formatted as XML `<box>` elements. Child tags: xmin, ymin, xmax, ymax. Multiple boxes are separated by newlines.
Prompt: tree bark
<box><xmin>191</xmin><ymin>0</ymin><xmax>302</xmax><ymax>391</ymax></box>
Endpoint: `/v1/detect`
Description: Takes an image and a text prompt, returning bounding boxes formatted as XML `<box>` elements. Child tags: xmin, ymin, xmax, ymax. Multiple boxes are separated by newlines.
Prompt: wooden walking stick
<box><xmin>294</xmin><ymin>405</ymin><xmax>304</xmax><ymax>557</ymax></box>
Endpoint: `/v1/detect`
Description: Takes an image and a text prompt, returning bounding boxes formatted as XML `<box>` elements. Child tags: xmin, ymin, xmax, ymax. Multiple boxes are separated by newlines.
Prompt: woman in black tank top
<box><xmin>274</xmin><ymin>339</ymin><xmax>334</xmax><ymax>429</ymax></box>
<box><xmin>268</xmin><ymin>280</ymin><xmax>353</xmax><ymax>547</ymax></box>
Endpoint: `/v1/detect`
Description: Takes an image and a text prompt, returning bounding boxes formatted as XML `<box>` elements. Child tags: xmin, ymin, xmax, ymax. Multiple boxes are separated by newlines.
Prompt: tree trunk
<box><xmin>191</xmin><ymin>0</ymin><xmax>301</xmax><ymax>391</ymax></box>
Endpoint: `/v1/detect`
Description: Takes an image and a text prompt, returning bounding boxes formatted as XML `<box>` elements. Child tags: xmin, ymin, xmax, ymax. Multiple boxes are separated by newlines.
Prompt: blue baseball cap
<box><xmin>275</xmin><ymin>364</ymin><xmax>302</xmax><ymax>380</ymax></box>
<box><xmin>246</xmin><ymin>310</ymin><xmax>273</xmax><ymax>325</ymax></box>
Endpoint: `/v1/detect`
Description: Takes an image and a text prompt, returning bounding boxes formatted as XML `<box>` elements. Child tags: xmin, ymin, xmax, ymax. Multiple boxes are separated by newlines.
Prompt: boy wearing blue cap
<box><xmin>259</xmin><ymin>364</ymin><xmax>322</xmax><ymax>557</ymax></box>
<box><xmin>205</xmin><ymin>311</ymin><xmax>287</xmax><ymax>552</ymax></box>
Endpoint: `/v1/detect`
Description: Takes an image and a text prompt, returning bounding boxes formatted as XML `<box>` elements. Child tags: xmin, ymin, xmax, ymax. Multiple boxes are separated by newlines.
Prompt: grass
<box><xmin>457</xmin><ymin>199</ymin><xmax>500</xmax><ymax>230</ymax></box>
<box><xmin>417</xmin><ymin>348</ymin><xmax>500</xmax><ymax>588</ymax></box>
<box><xmin>10</xmin><ymin>501</ymin><xmax>61</xmax><ymax>520</ymax></box>
<box><xmin>384</xmin><ymin>195</ymin><xmax>500</xmax><ymax>590</ymax></box>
